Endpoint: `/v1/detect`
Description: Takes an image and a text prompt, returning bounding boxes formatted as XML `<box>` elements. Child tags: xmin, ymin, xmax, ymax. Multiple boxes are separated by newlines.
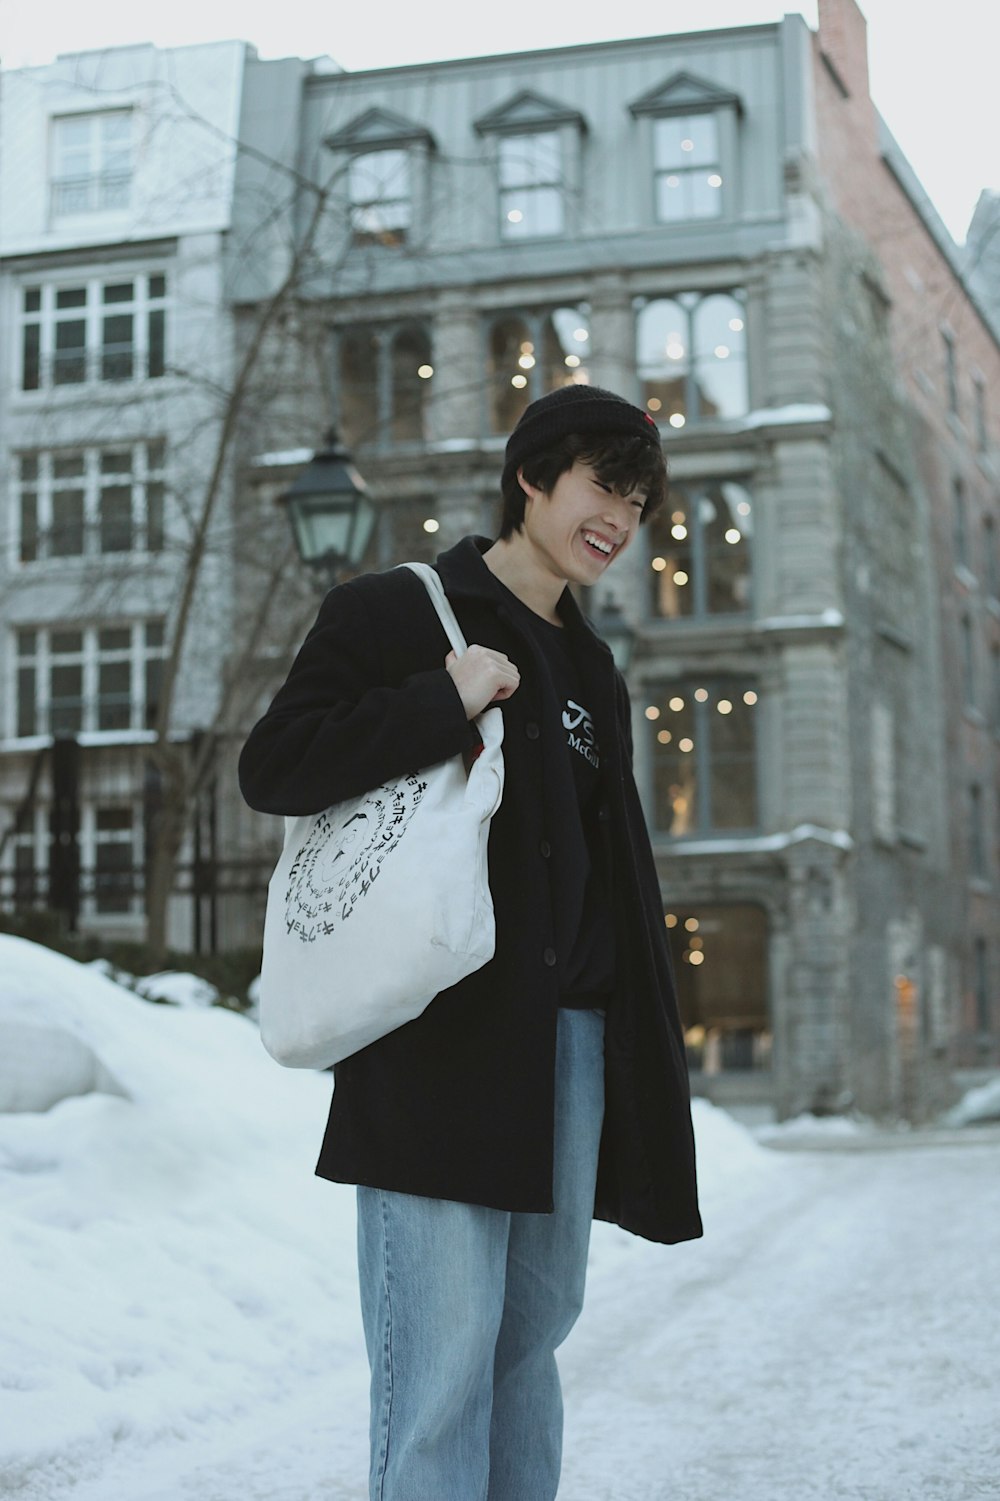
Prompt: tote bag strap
<box><xmin>400</xmin><ymin>561</ymin><xmax>469</xmax><ymax>658</ymax></box>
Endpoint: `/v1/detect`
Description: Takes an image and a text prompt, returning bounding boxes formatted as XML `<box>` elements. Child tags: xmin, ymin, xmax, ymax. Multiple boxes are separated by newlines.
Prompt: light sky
<box><xmin>1</xmin><ymin>0</ymin><xmax>995</xmax><ymax>244</ymax></box>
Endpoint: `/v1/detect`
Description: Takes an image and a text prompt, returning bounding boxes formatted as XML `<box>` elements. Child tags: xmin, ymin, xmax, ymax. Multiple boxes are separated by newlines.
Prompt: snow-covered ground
<box><xmin>2</xmin><ymin>935</ymin><xmax>998</xmax><ymax>1501</ymax></box>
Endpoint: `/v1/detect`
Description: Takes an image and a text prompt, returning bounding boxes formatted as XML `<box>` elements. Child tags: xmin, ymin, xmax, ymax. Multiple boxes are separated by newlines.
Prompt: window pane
<box><xmin>22</xmin><ymin>324</ymin><xmax>41</xmax><ymax>390</ymax></box>
<box><xmin>18</xmin><ymin>667</ymin><xmax>37</xmax><ymax>737</ymax></box>
<box><xmin>349</xmin><ymin>150</ymin><xmax>410</xmax><ymax>245</ymax></box>
<box><xmin>98</xmin><ymin>627</ymin><xmax>131</xmax><ymax>651</ymax></box>
<box><xmin>637</xmin><ymin>299</ymin><xmax>689</xmax><ymax>423</ymax></box>
<box><xmin>149</xmin><ymin>274</ymin><xmax>166</xmax><ymax>300</ymax></box>
<box><xmin>693</xmin><ymin>294</ymin><xmax>748</xmax><ymax>418</ymax></box>
<box><xmin>148</xmin><ymin>309</ymin><xmax>165</xmax><ymax>378</ymax></box>
<box><xmin>390</xmin><ymin>327</ymin><xmax>431</xmax><ymax>444</ymax></box>
<box><xmin>338</xmin><ymin>328</ymin><xmax>379</xmax><ymax>447</ymax></box>
<box><xmin>102</xmin><ymin>313</ymin><xmax>133</xmax><ymax>380</ymax></box>
<box><xmin>20</xmin><ymin>491</ymin><xmax>39</xmax><ymax>563</ymax></box>
<box><xmin>100</xmin><ymin>486</ymin><xmax>133</xmax><ymax>553</ymax></box>
<box><xmin>100</xmin><ymin>450</ymin><xmax>131</xmax><ymax>474</ymax></box>
<box><xmin>708</xmin><ymin>686</ymin><xmax>757</xmax><ymax>829</ymax></box>
<box><xmin>50</xmin><ymin>664</ymin><xmax>84</xmax><ymax>734</ymax></box>
<box><xmin>98</xmin><ymin>660</ymin><xmax>132</xmax><ymax>729</ymax></box>
<box><xmin>145</xmin><ymin>659</ymin><xmax>163</xmax><ymax>729</ymax></box>
<box><xmin>499</xmin><ymin>131</ymin><xmax>560</xmax><ymax>188</ymax></box>
<box><xmin>651</xmin><ymin>690</ymin><xmax>697</xmax><ymax>833</ymax></box>
<box><xmin>103</xmin><ymin>282</ymin><xmax>133</xmax><ymax>304</ymax></box>
<box><xmin>51</xmin><ymin>486</ymin><xmax>85</xmax><ymax>556</ymax></box>
<box><xmin>665</xmin><ymin>903</ymin><xmax>770</xmax><ymax>1073</ymax></box>
<box><xmin>53</xmin><ymin>319</ymin><xmax>86</xmax><ymax>385</ymax></box>
<box><xmin>647</xmin><ymin>493</ymin><xmax>694</xmax><ymax>619</ymax></box>
<box><xmin>542</xmin><ymin>307</ymin><xmax>590</xmax><ymax>391</ymax></box>
<box><xmin>51</xmin><ymin>630</ymin><xmax>82</xmax><ymax>654</ymax></box>
<box><xmin>146</xmin><ymin>439</ymin><xmax>166</xmax><ymax>471</ymax></box>
<box><xmin>147</xmin><ymin>482</ymin><xmax>165</xmax><ymax>552</ymax></box>
<box><xmin>704</xmin><ymin>482</ymin><xmax>752</xmax><ymax>613</ymax></box>
<box><xmin>56</xmin><ymin>288</ymin><xmax>87</xmax><ymax>309</ymax></box>
<box><xmin>24</xmin><ymin>287</ymin><xmax>41</xmax><ymax>313</ymax></box>
<box><xmin>489</xmin><ymin>315</ymin><xmax>533</xmax><ymax>434</ymax></box>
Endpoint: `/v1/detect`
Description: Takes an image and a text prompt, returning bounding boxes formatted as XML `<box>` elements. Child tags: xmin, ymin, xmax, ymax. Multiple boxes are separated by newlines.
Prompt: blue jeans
<box><xmin>356</xmin><ymin>1006</ymin><xmax>606</xmax><ymax>1501</ymax></box>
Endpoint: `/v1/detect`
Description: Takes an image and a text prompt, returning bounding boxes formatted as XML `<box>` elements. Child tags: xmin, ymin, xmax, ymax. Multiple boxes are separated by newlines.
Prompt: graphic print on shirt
<box><xmin>283</xmin><ymin>774</ymin><xmax>427</xmax><ymax>942</ymax></box>
<box><xmin>563</xmin><ymin>699</ymin><xmax>599</xmax><ymax>768</ymax></box>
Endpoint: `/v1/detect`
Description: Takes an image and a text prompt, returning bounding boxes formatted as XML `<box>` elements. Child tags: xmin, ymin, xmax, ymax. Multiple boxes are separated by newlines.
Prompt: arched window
<box><xmin>390</xmin><ymin>326</ymin><xmax>432</xmax><ymax>444</ymax></box>
<box><xmin>542</xmin><ymin>307</ymin><xmax>591</xmax><ymax>390</ymax></box>
<box><xmin>487</xmin><ymin>307</ymin><xmax>591</xmax><ymax>434</ymax></box>
<box><xmin>636</xmin><ymin>291</ymin><xmax>747</xmax><ymax>427</ymax></box>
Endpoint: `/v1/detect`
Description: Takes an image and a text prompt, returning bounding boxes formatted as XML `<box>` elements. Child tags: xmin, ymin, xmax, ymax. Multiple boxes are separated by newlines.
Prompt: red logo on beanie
<box><xmin>643</xmin><ymin>412</ymin><xmax>656</xmax><ymax>426</ymax></box>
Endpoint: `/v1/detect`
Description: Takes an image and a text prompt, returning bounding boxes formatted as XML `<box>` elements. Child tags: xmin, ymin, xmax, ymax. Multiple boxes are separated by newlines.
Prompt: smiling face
<box><xmin>517</xmin><ymin>460</ymin><xmax>646</xmax><ymax>589</ymax></box>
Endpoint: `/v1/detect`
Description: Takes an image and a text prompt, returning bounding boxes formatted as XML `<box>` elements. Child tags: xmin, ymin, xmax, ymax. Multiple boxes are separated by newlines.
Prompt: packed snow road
<box><xmin>55</xmin><ymin>1130</ymin><xmax>1000</xmax><ymax>1501</ymax></box>
<box><xmin>3</xmin><ymin>941</ymin><xmax>997</xmax><ymax>1501</ymax></box>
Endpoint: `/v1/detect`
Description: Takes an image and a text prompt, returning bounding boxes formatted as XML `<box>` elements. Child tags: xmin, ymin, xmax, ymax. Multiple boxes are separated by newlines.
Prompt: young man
<box><xmin>239</xmin><ymin>384</ymin><xmax>702</xmax><ymax>1501</ymax></box>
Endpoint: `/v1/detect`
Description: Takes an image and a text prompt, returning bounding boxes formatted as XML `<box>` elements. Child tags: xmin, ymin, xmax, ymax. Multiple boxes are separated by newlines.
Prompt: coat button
<box><xmin>525</xmin><ymin>721</ymin><xmax>540</xmax><ymax>740</ymax></box>
<box><xmin>543</xmin><ymin>947</ymin><xmax>557</xmax><ymax>967</ymax></box>
<box><xmin>539</xmin><ymin>839</ymin><xmax>552</xmax><ymax>858</ymax></box>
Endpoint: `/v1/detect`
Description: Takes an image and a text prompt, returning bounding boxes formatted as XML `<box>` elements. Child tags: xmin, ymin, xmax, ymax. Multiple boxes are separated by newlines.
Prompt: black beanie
<box><xmin>502</xmin><ymin>384</ymin><xmax>659</xmax><ymax>490</ymax></box>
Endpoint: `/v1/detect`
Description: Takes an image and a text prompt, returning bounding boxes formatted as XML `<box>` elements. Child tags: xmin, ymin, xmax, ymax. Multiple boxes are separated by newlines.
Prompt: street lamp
<box><xmin>279</xmin><ymin>429</ymin><xmax>376</xmax><ymax>588</ymax></box>
<box><xmin>588</xmin><ymin>594</ymin><xmax>636</xmax><ymax>671</ymax></box>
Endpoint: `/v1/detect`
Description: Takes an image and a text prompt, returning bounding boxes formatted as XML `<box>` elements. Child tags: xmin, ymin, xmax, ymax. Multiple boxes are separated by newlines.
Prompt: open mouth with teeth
<box><xmin>581</xmin><ymin>529</ymin><xmax>616</xmax><ymax>561</ymax></box>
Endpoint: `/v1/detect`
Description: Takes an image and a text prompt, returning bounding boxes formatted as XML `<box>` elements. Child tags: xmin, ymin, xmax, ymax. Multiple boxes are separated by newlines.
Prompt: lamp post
<box><xmin>588</xmin><ymin>594</ymin><xmax>636</xmax><ymax>672</ymax></box>
<box><xmin>279</xmin><ymin>429</ymin><xmax>376</xmax><ymax>589</ymax></box>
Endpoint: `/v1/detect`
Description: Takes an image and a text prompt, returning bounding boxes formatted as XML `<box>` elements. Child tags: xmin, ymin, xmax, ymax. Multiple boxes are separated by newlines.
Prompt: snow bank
<box><xmin>944</xmin><ymin>1075</ymin><xmax>1000</xmax><ymax>1127</ymax></box>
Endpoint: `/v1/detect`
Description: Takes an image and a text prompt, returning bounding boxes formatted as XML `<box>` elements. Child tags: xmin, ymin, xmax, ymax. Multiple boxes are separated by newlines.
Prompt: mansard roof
<box><xmin>629</xmin><ymin>70</ymin><xmax>744</xmax><ymax>119</ymax></box>
<box><xmin>473</xmin><ymin>89</ymin><xmax>587</xmax><ymax>136</ymax></box>
<box><xmin>324</xmin><ymin>106</ymin><xmax>436</xmax><ymax>153</ymax></box>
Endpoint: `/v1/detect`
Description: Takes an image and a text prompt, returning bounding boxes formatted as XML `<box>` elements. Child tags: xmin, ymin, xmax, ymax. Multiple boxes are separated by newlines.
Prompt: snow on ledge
<box><xmin>662</xmin><ymin>822</ymin><xmax>854</xmax><ymax>857</ymax></box>
<box><xmin>736</xmin><ymin>403</ymin><xmax>832</xmax><ymax>430</ymax></box>
<box><xmin>756</xmin><ymin>608</ymin><xmax>845</xmax><ymax>630</ymax></box>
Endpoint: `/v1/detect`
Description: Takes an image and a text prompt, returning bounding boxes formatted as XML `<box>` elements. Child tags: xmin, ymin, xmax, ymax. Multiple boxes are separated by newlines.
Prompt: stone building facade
<box><xmin>2</xmin><ymin>2</ymin><xmax>997</xmax><ymax>1117</ymax></box>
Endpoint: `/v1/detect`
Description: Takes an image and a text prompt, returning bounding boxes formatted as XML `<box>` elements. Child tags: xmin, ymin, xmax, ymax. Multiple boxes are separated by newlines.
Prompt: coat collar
<box><xmin>435</xmin><ymin>535</ymin><xmax>613</xmax><ymax>662</ymax></box>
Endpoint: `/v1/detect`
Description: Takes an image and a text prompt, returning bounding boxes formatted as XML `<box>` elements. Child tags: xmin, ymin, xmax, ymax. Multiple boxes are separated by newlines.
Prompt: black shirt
<box><xmin>499</xmin><ymin>587</ymin><xmax>616</xmax><ymax>1006</ymax></box>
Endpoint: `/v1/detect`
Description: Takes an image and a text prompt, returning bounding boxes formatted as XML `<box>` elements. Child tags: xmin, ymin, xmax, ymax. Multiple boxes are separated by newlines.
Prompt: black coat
<box><xmin>239</xmin><ymin>537</ymin><xmax>702</xmax><ymax>1245</ymax></box>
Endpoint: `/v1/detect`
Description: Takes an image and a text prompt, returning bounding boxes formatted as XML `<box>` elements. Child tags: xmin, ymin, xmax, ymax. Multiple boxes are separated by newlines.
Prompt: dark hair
<box><xmin>498</xmin><ymin>431</ymin><xmax>668</xmax><ymax>540</ymax></box>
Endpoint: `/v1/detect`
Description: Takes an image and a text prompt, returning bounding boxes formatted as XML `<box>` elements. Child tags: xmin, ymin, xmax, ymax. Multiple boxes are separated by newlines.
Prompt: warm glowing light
<box><xmin>707</xmin><ymin>174</ymin><xmax>723</xmax><ymax>188</ymax></box>
<box><xmin>737</xmin><ymin>501</ymin><xmax>751</xmax><ymax>515</ymax></box>
<box><xmin>694</xmin><ymin>688</ymin><xmax>709</xmax><ymax>702</ymax></box>
<box><xmin>666</xmin><ymin>340</ymin><xmax>685</xmax><ymax>360</ymax></box>
<box><xmin>417</xmin><ymin>364</ymin><xmax>434</xmax><ymax>379</ymax></box>
<box><xmin>507</xmin><ymin>209</ymin><xmax>523</xmax><ymax>223</ymax></box>
<box><xmin>689</xmin><ymin>936</ymin><xmax>704</xmax><ymax>950</ymax></box>
<box><xmin>725</xmin><ymin>528</ymin><xmax>741</xmax><ymax>544</ymax></box>
<box><xmin>744</xmin><ymin>690</ymin><xmax>758</xmax><ymax>705</ymax></box>
<box><xmin>679</xmin><ymin>737</ymin><xmax>694</xmax><ymax>752</ymax></box>
<box><xmin>520</xmin><ymin>341</ymin><xmax>534</xmax><ymax>354</ymax></box>
<box><xmin>651</xmin><ymin>556</ymin><xmax>667</xmax><ymax>572</ymax></box>
<box><xmin>671</xmin><ymin>523</ymin><xmax>687</xmax><ymax>539</ymax></box>
<box><xmin>422</xmin><ymin>518</ymin><xmax>439</xmax><ymax>534</ymax></box>
<box><xmin>671</xmin><ymin>510</ymin><xmax>686</xmax><ymax>524</ymax></box>
<box><xmin>717</xmin><ymin>699</ymin><xmax>733</xmax><ymax>714</ymax></box>
<box><xmin>573</xmin><ymin>328</ymin><xmax>589</xmax><ymax>343</ymax></box>
<box><xmin>729</xmin><ymin>318</ymin><xmax>744</xmax><ymax>332</ymax></box>
<box><xmin>672</xmin><ymin>795</ymin><xmax>688</xmax><ymax>812</ymax></box>
<box><xmin>673</xmin><ymin>570</ymin><xmax>689</xmax><ymax>585</ymax></box>
<box><xmin>511</xmin><ymin>374</ymin><xmax>528</xmax><ymax>389</ymax></box>
<box><xmin>644</xmin><ymin>705</ymin><xmax>661</xmax><ymax>721</ymax></box>
<box><xmin>688</xmin><ymin>950</ymin><xmax>705</xmax><ymax>965</ymax></box>
<box><xmin>669</xmin><ymin>413</ymin><xmax>686</xmax><ymax>429</ymax></box>
<box><xmin>657</xmin><ymin>729</ymin><xmax>672</xmax><ymax>744</ymax></box>
<box><xmin>668</xmin><ymin>696</ymin><xmax>684</xmax><ymax>711</ymax></box>
<box><xmin>681</xmin><ymin>138</ymin><xmax>694</xmax><ymax>152</ymax></box>
<box><xmin>684</xmin><ymin>917</ymin><xmax>700</xmax><ymax>931</ymax></box>
<box><xmin>647</xmin><ymin>397</ymin><xmax>662</xmax><ymax>412</ymax></box>
<box><xmin>518</xmin><ymin>354</ymin><xmax>536</xmax><ymax>369</ymax></box>
<box><xmin>714</xmin><ymin>345</ymin><xmax>730</xmax><ymax>359</ymax></box>
<box><xmin>665</xmin><ymin>912</ymin><xmax>678</xmax><ymax>927</ymax></box>
<box><xmin>565</xmin><ymin>354</ymin><xmax>581</xmax><ymax>367</ymax></box>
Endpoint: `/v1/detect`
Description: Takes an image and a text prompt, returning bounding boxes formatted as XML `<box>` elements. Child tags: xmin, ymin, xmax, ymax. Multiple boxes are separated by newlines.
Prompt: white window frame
<box><xmin>348</xmin><ymin>149</ymin><xmax>412</xmax><ymax>246</ymax></box>
<box><xmin>15</xmin><ymin>441</ymin><xmax>166</xmax><ymax>565</ymax></box>
<box><xmin>497</xmin><ymin>130</ymin><xmax>565</xmax><ymax>240</ymax></box>
<box><xmin>18</xmin><ymin>272</ymin><xmax>168</xmax><ymax>391</ymax></box>
<box><xmin>12</xmin><ymin>621</ymin><xmax>167</xmax><ymax>740</ymax></box>
<box><xmin>652</xmin><ymin>112</ymin><xmax>724</xmax><ymax>223</ymax></box>
<box><xmin>51</xmin><ymin>110</ymin><xmax>133</xmax><ymax>219</ymax></box>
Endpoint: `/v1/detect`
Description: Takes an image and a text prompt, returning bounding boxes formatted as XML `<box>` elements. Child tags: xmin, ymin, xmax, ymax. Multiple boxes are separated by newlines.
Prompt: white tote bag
<box><xmin>258</xmin><ymin>562</ymin><xmax>504</xmax><ymax>1069</ymax></box>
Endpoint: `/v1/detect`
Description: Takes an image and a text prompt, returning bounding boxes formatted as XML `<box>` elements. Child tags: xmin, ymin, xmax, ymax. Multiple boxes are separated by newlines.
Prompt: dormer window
<box><xmin>348</xmin><ymin>149</ymin><xmax>411</xmax><ymax>247</ymax></box>
<box><xmin>475</xmin><ymin>90</ymin><xmax>587</xmax><ymax>243</ymax></box>
<box><xmin>51</xmin><ymin>110</ymin><xmax>132</xmax><ymax>219</ymax></box>
<box><xmin>324</xmin><ymin>108</ymin><xmax>436</xmax><ymax>251</ymax></box>
<box><xmin>498</xmin><ymin>132</ymin><xmax>563</xmax><ymax>239</ymax></box>
<box><xmin>630</xmin><ymin>72</ymin><xmax>742</xmax><ymax>227</ymax></box>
